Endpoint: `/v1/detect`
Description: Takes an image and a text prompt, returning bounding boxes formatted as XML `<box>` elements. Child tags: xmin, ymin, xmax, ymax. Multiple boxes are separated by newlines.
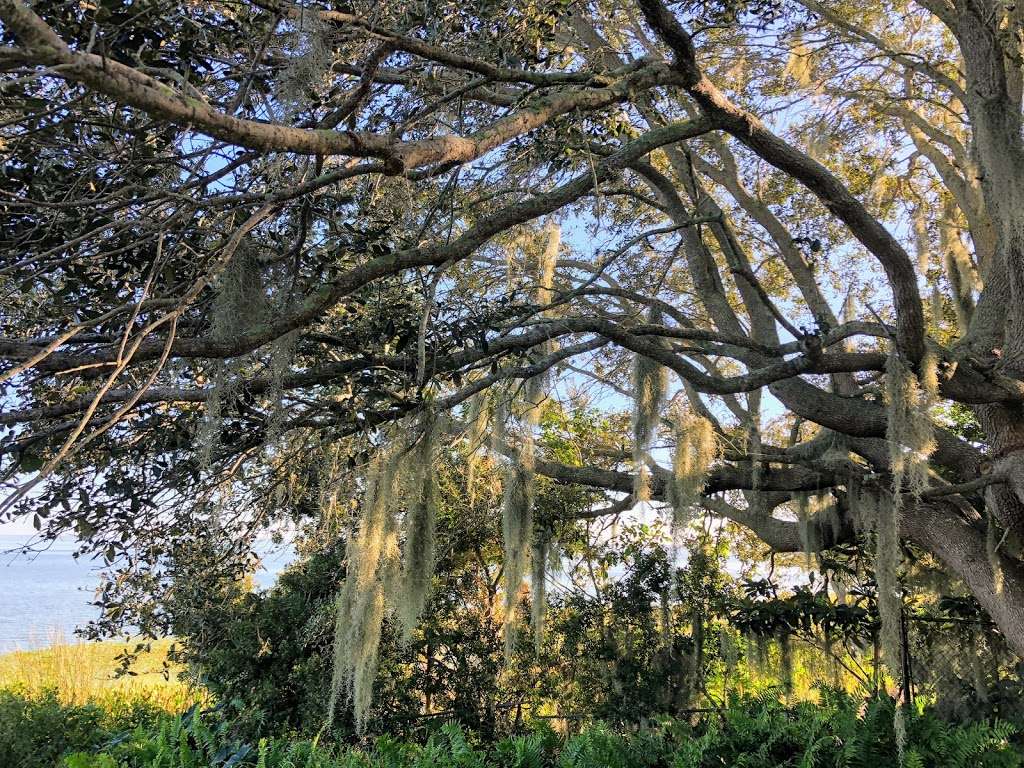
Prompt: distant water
<box><xmin>0</xmin><ymin>534</ymin><xmax>295</xmax><ymax>652</ymax></box>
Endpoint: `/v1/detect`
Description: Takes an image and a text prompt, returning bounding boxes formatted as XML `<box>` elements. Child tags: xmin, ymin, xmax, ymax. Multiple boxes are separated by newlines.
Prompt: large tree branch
<box><xmin>799</xmin><ymin>0</ymin><xmax>968</xmax><ymax>101</ymax></box>
<box><xmin>906</xmin><ymin>498</ymin><xmax>1024</xmax><ymax>656</ymax></box>
<box><xmin>536</xmin><ymin>456</ymin><xmax>852</xmax><ymax>551</ymax></box>
<box><xmin>0</xmin><ymin>117</ymin><xmax>713</xmax><ymax>376</ymax></box>
<box><xmin>255</xmin><ymin>0</ymin><xmax>603</xmax><ymax>87</ymax></box>
<box><xmin>534</xmin><ymin>456</ymin><xmax>839</xmax><ymax>499</ymax></box>
<box><xmin>690</xmin><ymin>145</ymin><xmax>838</xmax><ymax>330</ymax></box>
<box><xmin>0</xmin><ymin>0</ymin><xmax>678</xmax><ymax>172</ymax></box>
<box><xmin>636</xmin><ymin>0</ymin><xmax>926</xmax><ymax>364</ymax></box>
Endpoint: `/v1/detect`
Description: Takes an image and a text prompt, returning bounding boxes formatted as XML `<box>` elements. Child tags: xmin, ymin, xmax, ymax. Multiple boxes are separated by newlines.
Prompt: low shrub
<box><xmin>0</xmin><ymin>688</ymin><xmax>167</xmax><ymax>768</ymax></box>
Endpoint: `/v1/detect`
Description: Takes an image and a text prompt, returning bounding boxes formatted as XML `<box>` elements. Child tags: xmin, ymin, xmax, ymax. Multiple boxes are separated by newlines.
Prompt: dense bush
<box><xmin>167</xmin><ymin>538</ymin><xmax>421</xmax><ymax>738</ymax></box>
<box><xmin>167</xmin><ymin>513</ymin><xmax>507</xmax><ymax>740</ymax></box>
<box><xmin>0</xmin><ymin>689</ymin><xmax>1010</xmax><ymax>768</ymax></box>
<box><xmin>168</xmin><ymin>514</ymin><xmax>737</xmax><ymax>740</ymax></box>
<box><xmin>0</xmin><ymin>688</ymin><xmax>166</xmax><ymax>768</ymax></box>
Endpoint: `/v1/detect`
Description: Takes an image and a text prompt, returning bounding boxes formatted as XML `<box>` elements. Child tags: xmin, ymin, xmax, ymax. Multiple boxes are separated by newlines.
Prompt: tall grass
<box><xmin>0</xmin><ymin>635</ymin><xmax>202</xmax><ymax>712</ymax></box>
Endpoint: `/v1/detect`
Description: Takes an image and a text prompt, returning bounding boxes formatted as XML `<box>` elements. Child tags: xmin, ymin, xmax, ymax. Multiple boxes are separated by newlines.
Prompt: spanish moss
<box><xmin>796</xmin><ymin>492</ymin><xmax>833</xmax><ymax>567</ymax></box>
<box><xmin>277</xmin><ymin>6</ymin><xmax>333</xmax><ymax>113</ymax></box>
<box><xmin>198</xmin><ymin>247</ymin><xmax>268</xmax><ymax>469</ymax></box>
<box><xmin>328</xmin><ymin>415</ymin><xmax>449</xmax><ymax>731</ymax></box>
<box><xmin>531</xmin><ymin>529</ymin><xmax>549</xmax><ymax>652</ymax></box>
<box><xmin>668</xmin><ymin>402</ymin><xmax>717</xmax><ymax>537</ymax></box>
<box><xmin>885</xmin><ymin>349</ymin><xmax>937</xmax><ymax>508</ymax></box>
<box><xmin>522</xmin><ymin>223</ymin><xmax>560</xmax><ymax>426</ymax></box>
<box><xmin>265</xmin><ymin>329</ymin><xmax>298</xmax><ymax>446</ymax></box>
<box><xmin>396</xmin><ymin>414</ymin><xmax>441</xmax><ymax>638</ymax></box>
<box><xmin>197</xmin><ymin>363</ymin><xmax>227</xmax><ymax>471</ymax></box>
<box><xmin>631</xmin><ymin>309</ymin><xmax>669</xmax><ymax>503</ymax></box>
<box><xmin>795</xmin><ymin>492</ymin><xmax>812</xmax><ymax>568</ymax></box>
<box><xmin>535</xmin><ymin>222</ymin><xmax>560</xmax><ymax>309</ymax></box>
<box><xmin>329</xmin><ymin>449</ymin><xmax>402</xmax><ymax>732</ymax></box>
<box><xmin>912</xmin><ymin>204</ymin><xmax>930</xmax><ymax>274</ymax></box>
<box><xmin>465</xmin><ymin>392</ymin><xmax>489</xmax><ymax>506</ymax></box>
<box><xmin>493</xmin><ymin>402</ymin><xmax>535</xmax><ymax>660</ymax></box>
<box><xmin>930</xmin><ymin>287</ymin><xmax>944</xmax><ymax>331</ymax></box>
<box><xmin>211</xmin><ymin>246</ymin><xmax>267</xmax><ymax>341</ymax></box>
<box><xmin>873</xmin><ymin>481</ymin><xmax>907</xmax><ymax>759</ymax></box>
<box><xmin>783</xmin><ymin>34</ymin><xmax>814</xmax><ymax>87</ymax></box>
<box><xmin>501</xmin><ymin>454</ymin><xmax>534</xmax><ymax>660</ymax></box>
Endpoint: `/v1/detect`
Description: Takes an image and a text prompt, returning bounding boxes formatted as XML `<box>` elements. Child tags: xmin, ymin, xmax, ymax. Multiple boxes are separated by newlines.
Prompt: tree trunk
<box><xmin>904</xmin><ymin>500</ymin><xmax>1024</xmax><ymax>656</ymax></box>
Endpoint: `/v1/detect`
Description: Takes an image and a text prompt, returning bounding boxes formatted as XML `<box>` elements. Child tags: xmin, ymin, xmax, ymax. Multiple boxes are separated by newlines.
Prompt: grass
<box><xmin>0</xmin><ymin>636</ymin><xmax>203</xmax><ymax>712</ymax></box>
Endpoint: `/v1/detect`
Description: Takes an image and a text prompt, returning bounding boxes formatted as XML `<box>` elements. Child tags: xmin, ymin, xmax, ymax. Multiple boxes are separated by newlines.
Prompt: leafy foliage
<box><xmin>0</xmin><ymin>689</ymin><xmax>166</xmax><ymax>768</ymax></box>
<box><xmin>5</xmin><ymin>691</ymin><xmax>1012</xmax><ymax>768</ymax></box>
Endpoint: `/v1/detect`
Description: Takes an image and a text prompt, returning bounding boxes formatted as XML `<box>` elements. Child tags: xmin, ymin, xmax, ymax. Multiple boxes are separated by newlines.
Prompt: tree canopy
<box><xmin>3</xmin><ymin>0</ymin><xmax>1024</xmax><ymax>726</ymax></box>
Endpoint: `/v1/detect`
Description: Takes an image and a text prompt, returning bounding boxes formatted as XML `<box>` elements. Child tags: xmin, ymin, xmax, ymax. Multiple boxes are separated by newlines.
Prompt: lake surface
<box><xmin>0</xmin><ymin>534</ymin><xmax>294</xmax><ymax>652</ymax></box>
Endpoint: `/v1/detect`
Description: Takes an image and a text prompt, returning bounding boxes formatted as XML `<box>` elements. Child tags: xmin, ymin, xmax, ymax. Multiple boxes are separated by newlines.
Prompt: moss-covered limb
<box><xmin>535</xmin><ymin>453</ymin><xmax>840</xmax><ymax>502</ymax></box>
<box><xmin>704</xmin><ymin>494</ymin><xmax>854</xmax><ymax>555</ymax></box>
<box><xmin>5</xmin><ymin>0</ymin><xmax>678</xmax><ymax>168</ymax></box>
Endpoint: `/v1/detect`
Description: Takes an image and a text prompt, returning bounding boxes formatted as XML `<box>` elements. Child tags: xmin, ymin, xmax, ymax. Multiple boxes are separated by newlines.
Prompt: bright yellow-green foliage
<box><xmin>708</xmin><ymin>630</ymin><xmax>871</xmax><ymax>705</ymax></box>
<box><xmin>0</xmin><ymin>638</ymin><xmax>201</xmax><ymax>712</ymax></box>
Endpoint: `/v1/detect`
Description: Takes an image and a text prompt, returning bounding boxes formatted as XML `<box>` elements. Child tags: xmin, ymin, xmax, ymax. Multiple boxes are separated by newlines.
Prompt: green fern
<box><xmin>51</xmin><ymin>688</ymin><xmax>1024</xmax><ymax>768</ymax></box>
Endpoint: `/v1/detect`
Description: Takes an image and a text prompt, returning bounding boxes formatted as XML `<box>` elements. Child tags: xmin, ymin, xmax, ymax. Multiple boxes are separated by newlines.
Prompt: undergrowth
<box><xmin>1</xmin><ymin>687</ymin><xmax>1018</xmax><ymax>768</ymax></box>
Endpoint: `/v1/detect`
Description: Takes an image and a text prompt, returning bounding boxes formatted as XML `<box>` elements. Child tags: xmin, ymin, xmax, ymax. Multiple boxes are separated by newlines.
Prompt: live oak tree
<box><xmin>4</xmin><ymin>0</ymin><xmax>1024</xmax><ymax>728</ymax></box>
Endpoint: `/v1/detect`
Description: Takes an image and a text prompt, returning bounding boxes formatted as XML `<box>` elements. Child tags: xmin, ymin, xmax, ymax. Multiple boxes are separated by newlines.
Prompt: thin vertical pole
<box><xmin>899</xmin><ymin>601</ymin><xmax>914</xmax><ymax>707</ymax></box>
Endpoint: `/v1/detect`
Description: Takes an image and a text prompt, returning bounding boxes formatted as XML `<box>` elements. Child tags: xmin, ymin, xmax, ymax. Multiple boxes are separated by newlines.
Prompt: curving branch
<box><xmin>0</xmin><ymin>0</ymin><xmax>679</xmax><ymax>172</ymax></box>
<box><xmin>636</xmin><ymin>0</ymin><xmax>926</xmax><ymax>363</ymax></box>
